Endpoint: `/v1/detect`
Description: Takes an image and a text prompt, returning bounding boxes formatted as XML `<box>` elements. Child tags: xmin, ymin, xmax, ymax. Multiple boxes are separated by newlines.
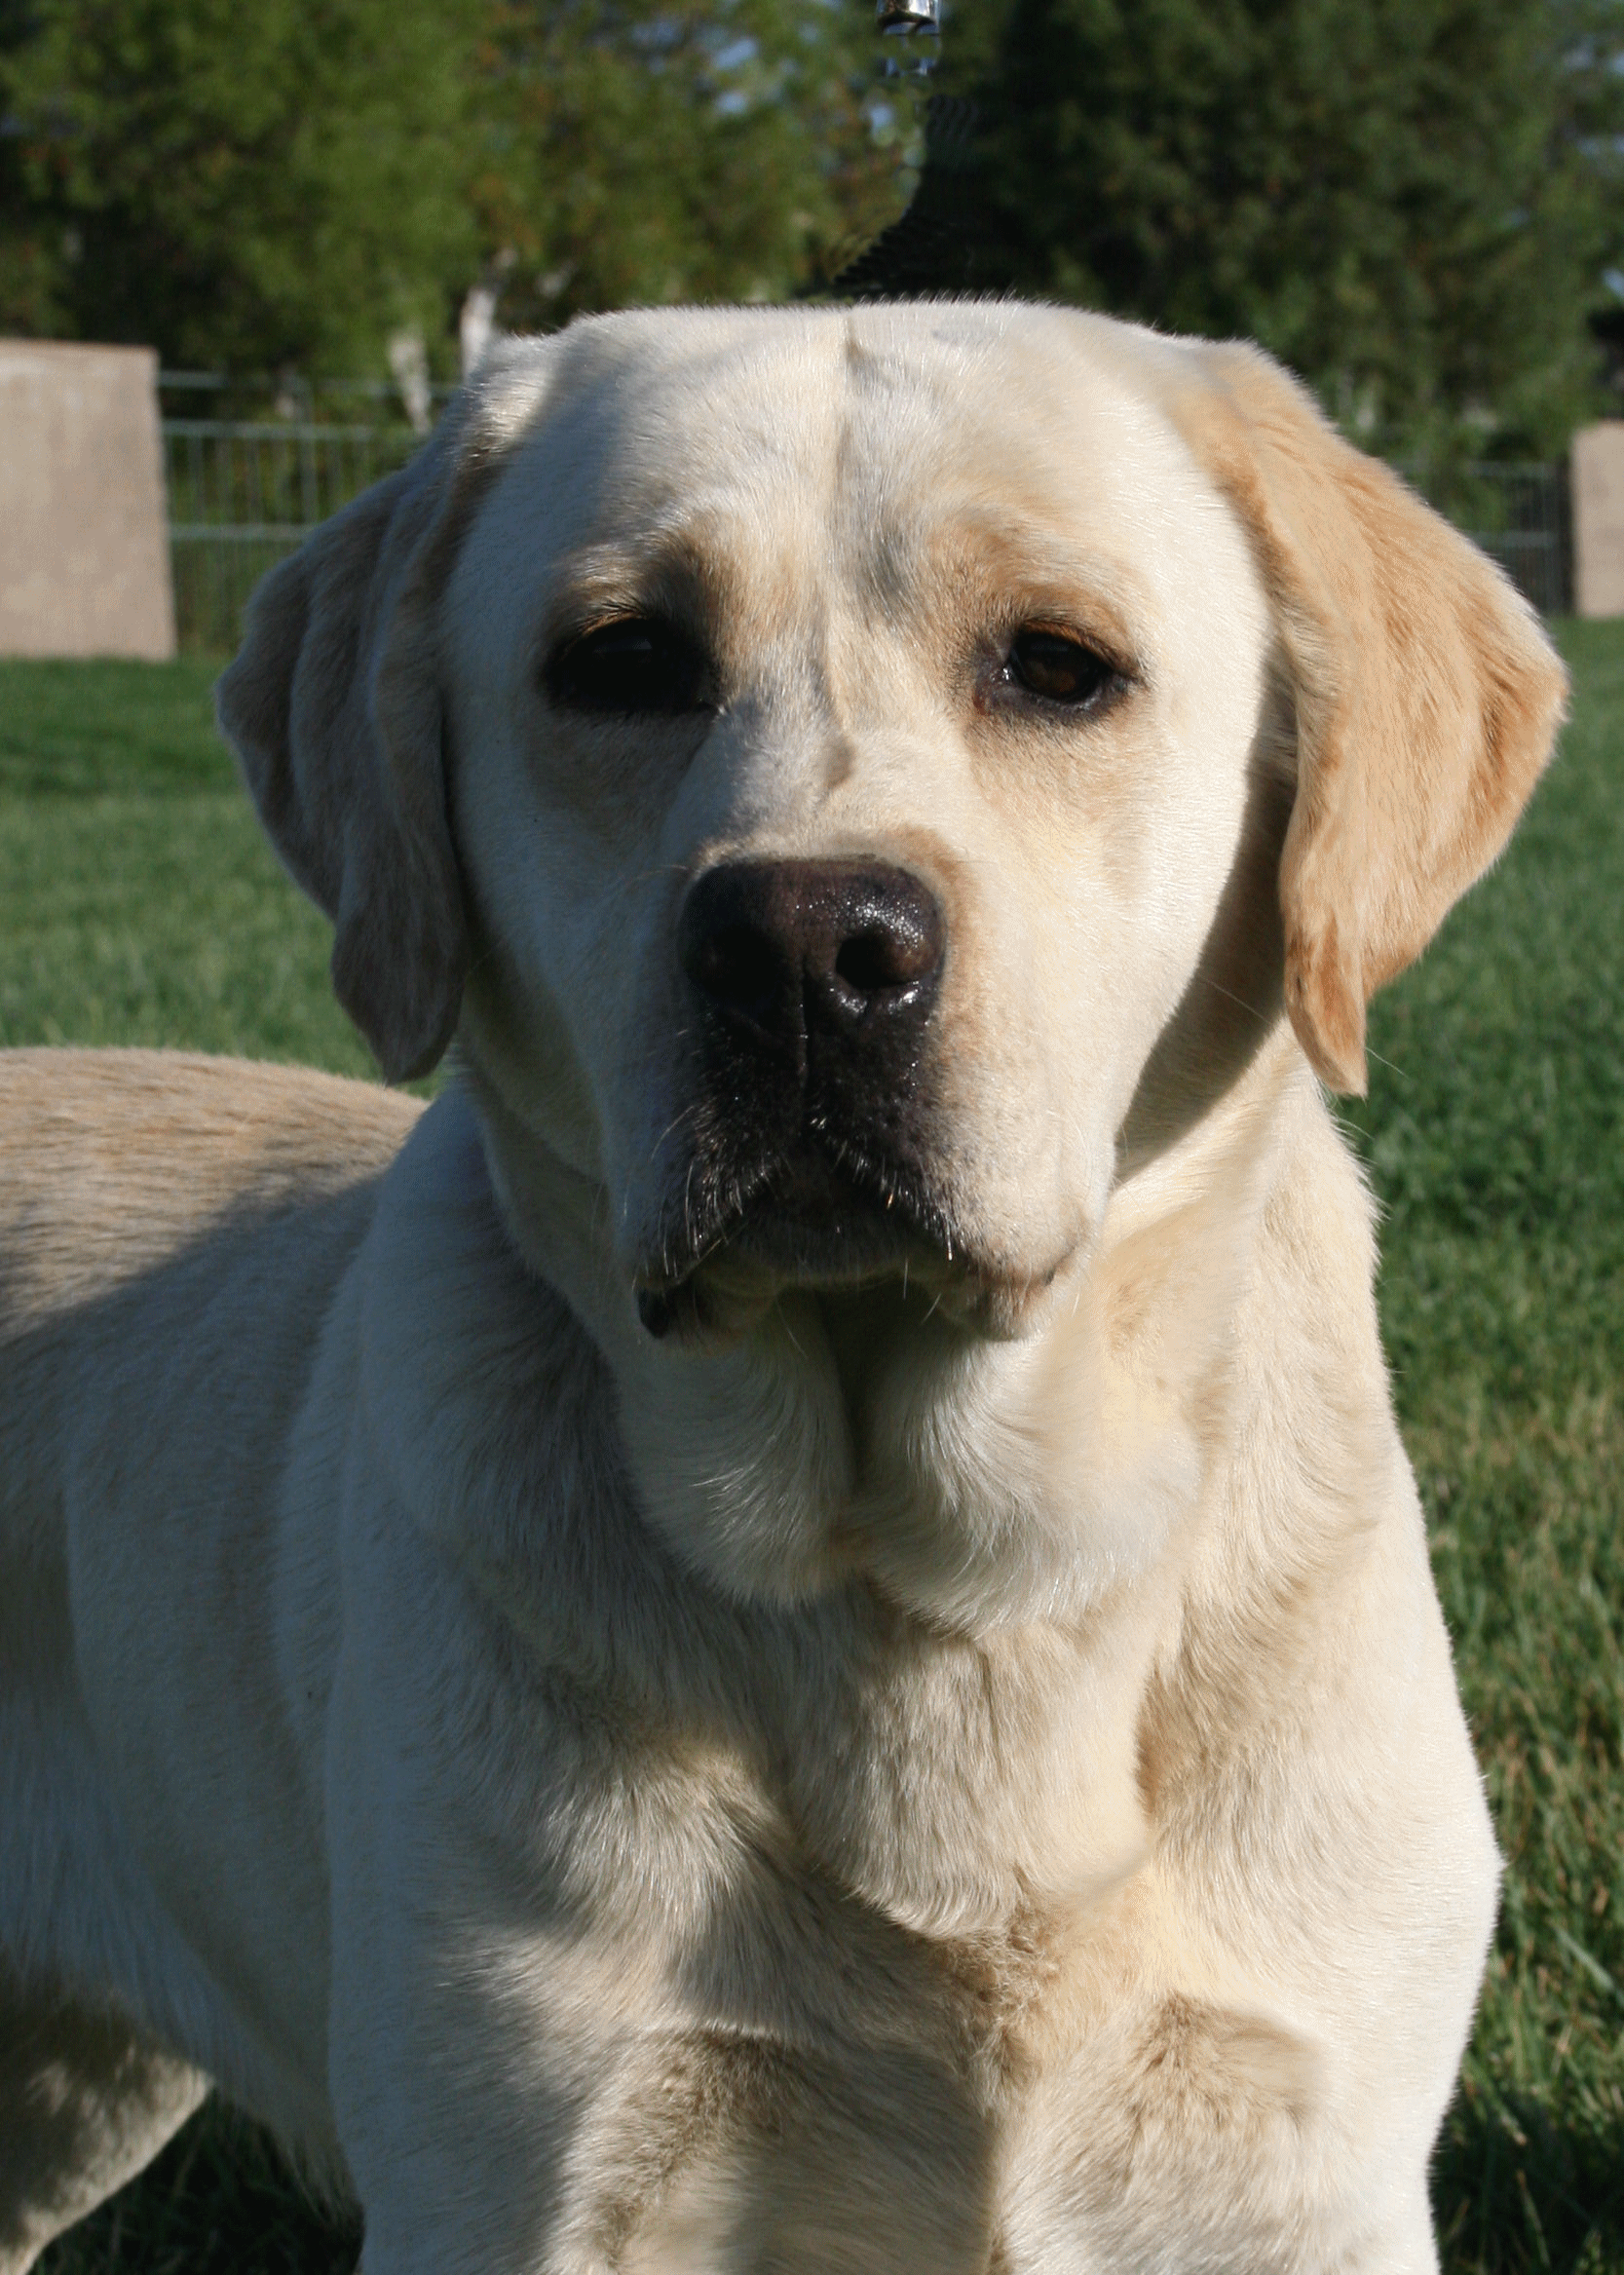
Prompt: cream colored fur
<box><xmin>0</xmin><ymin>303</ymin><xmax>1566</xmax><ymax>2273</ymax></box>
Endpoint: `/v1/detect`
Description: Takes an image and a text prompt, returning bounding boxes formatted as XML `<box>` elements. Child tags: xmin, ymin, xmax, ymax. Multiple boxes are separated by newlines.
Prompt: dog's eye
<box><xmin>546</xmin><ymin>618</ymin><xmax>712</xmax><ymax>716</ymax></box>
<box><xmin>1001</xmin><ymin>629</ymin><xmax>1117</xmax><ymax>708</ymax></box>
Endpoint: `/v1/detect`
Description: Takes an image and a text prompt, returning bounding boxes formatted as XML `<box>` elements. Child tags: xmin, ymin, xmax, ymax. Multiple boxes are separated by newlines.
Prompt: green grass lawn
<box><xmin>4</xmin><ymin>632</ymin><xmax>1621</xmax><ymax>2274</ymax></box>
<box><xmin>0</xmin><ymin>661</ymin><xmax>374</xmax><ymax>1076</ymax></box>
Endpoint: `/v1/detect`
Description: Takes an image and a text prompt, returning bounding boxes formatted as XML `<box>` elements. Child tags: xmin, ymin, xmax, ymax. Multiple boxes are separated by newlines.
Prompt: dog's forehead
<box><xmin>465</xmin><ymin>306</ymin><xmax>1229</xmax><ymax>629</ymax></box>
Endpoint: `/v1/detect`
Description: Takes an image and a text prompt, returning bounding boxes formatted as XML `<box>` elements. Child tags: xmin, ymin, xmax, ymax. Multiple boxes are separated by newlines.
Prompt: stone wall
<box><xmin>0</xmin><ymin>340</ymin><xmax>175</xmax><ymax>659</ymax></box>
<box><xmin>1571</xmin><ymin>423</ymin><xmax>1624</xmax><ymax>621</ymax></box>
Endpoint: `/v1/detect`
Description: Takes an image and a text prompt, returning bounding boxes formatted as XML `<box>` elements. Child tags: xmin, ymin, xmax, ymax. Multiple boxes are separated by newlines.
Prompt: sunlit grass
<box><xmin>1340</xmin><ymin>620</ymin><xmax>1624</xmax><ymax>2274</ymax></box>
<box><xmin>0</xmin><ymin>659</ymin><xmax>373</xmax><ymax>1077</ymax></box>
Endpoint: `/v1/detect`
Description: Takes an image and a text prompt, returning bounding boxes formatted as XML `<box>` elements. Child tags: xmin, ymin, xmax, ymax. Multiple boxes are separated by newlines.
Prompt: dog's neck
<box><xmin>460</xmin><ymin>1027</ymin><xmax>1305</xmax><ymax>1637</ymax></box>
<box><xmin>372</xmin><ymin>1032</ymin><xmax>1335</xmax><ymax>1938</ymax></box>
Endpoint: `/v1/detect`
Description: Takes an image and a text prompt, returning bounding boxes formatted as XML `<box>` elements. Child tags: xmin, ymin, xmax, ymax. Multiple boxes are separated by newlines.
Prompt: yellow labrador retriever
<box><xmin>1</xmin><ymin>304</ymin><xmax>1565</xmax><ymax>2273</ymax></box>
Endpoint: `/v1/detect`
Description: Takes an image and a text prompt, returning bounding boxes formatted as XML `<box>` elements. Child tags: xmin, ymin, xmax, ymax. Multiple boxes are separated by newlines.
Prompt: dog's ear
<box><xmin>216</xmin><ymin>398</ymin><xmax>496</xmax><ymax>1083</ymax></box>
<box><xmin>1164</xmin><ymin>341</ymin><xmax>1567</xmax><ymax>1094</ymax></box>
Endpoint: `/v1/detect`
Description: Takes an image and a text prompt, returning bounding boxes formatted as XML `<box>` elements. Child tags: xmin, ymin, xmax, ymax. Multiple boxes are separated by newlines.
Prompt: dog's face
<box><xmin>218</xmin><ymin>303</ymin><xmax>1563</xmax><ymax>1616</ymax></box>
<box><xmin>437</xmin><ymin>309</ymin><xmax>1275</xmax><ymax>1336</ymax></box>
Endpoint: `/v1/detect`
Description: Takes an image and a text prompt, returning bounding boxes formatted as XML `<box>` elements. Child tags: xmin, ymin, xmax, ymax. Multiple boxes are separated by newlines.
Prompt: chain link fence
<box><xmin>159</xmin><ymin>374</ymin><xmax>1574</xmax><ymax>653</ymax></box>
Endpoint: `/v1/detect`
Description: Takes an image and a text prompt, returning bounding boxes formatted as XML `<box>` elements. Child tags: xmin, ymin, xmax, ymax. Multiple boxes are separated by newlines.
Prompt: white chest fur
<box><xmin>339</xmin><ymin>1082</ymin><xmax>1491</xmax><ymax>2273</ymax></box>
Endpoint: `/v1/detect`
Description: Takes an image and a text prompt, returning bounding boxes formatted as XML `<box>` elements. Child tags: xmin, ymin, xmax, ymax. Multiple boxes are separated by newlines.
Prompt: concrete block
<box><xmin>1571</xmin><ymin>422</ymin><xmax>1624</xmax><ymax>621</ymax></box>
<box><xmin>0</xmin><ymin>339</ymin><xmax>175</xmax><ymax>659</ymax></box>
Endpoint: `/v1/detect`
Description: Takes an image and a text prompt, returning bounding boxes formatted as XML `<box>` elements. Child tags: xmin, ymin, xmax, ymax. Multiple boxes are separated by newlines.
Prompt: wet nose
<box><xmin>678</xmin><ymin>858</ymin><xmax>945</xmax><ymax>1057</ymax></box>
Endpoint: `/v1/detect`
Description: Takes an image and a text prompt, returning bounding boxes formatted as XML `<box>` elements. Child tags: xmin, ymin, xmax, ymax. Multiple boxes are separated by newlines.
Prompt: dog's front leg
<box><xmin>317</xmin><ymin>1454</ymin><xmax>798</xmax><ymax>2275</ymax></box>
<box><xmin>318</xmin><ymin>1530</ymin><xmax>607</xmax><ymax>2274</ymax></box>
<box><xmin>317</xmin><ymin>1482</ymin><xmax>1001</xmax><ymax>2275</ymax></box>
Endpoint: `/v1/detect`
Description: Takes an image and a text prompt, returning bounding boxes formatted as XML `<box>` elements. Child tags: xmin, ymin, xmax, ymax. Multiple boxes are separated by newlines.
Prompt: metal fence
<box><xmin>159</xmin><ymin>371</ymin><xmax>464</xmax><ymax>653</ymax></box>
<box><xmin>158</xmin><ymin>374</ymin><xmax>1575</xmax><ymax>652</ymax></box>
<box><xmin>1428</xmin><ymin>461</ymin><xmax>1571</xmax><ymax>618</ymax></box>
<box><xmin>163</xmin><ymin>404</ymin><xmax>430</xmax><ymax>653</ymax></box>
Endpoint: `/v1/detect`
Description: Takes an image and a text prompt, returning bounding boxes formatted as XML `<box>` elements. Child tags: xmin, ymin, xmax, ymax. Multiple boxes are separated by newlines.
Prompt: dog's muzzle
<box><xmin>637</xmin><ymin>857</ymin><xmax>956</xmax><ymax>1325</ymax></box>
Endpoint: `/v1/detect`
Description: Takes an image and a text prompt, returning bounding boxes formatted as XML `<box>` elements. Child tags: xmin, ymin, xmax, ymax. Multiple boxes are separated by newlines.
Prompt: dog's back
<box><xmin>0</xmin><ymin>1049</ymin><xmax>417</xmax><ymax>1559</ymax></box>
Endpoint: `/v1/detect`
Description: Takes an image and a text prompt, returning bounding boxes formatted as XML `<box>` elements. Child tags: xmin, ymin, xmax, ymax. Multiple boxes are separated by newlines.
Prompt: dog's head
<box><xmin>218</xmin><ymin>304</ymin><xmax>1564</xmax><ymax>1611</ymax></box>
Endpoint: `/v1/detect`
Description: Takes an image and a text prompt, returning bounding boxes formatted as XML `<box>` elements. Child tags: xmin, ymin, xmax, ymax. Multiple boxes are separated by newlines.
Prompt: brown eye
<box><xmin>546</xmin><ymin>617</ymin><xmax>712</xmax><ymax>716</ymax></box>
<box><xmin>1003</xmin><ymin>629</ymin><xmax>1116</xmax><ymax>708</ymax></box>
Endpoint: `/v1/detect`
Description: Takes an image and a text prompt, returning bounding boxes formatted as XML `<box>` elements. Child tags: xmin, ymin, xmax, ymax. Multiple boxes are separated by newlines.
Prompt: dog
<box><xmin>1</xmin><ymin>302</ymin><xmax>1566</xmax><ymax>2273</ymax></box>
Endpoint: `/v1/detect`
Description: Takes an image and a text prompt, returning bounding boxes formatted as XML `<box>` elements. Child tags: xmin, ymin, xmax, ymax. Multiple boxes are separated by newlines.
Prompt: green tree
<box><xmin>0</xmin><ymin>0</ymin><xmax>69</xmax><ymax>334</ymax></box>
<box><xmin>0</xmin><ymin>0</ymin><xmax>896</xmax><ymax>375</ymax></box>
<box><xmin>1</xmin><ymin>0</ymin><xmax>483</xmax><ymax>375</ymax></box>
<box><xmin>464</xmin><ymin>0</ymin><xmax>895</xmax><ymax>329</ymax></box>
<box><xmin>966</xmin><ymin>0</ymin><xmax>1623</xmax><ymax>459</ymax></box>
<box><xmin>9</xmin><ymin>0</ymin><xmax>1605</xmax><ymax>466</ymax></box>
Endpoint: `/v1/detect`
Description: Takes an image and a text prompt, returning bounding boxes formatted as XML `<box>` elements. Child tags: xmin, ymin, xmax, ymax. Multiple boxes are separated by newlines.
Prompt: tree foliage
<box><xmin>0</xmin><ymin>0</ymin><xmax>484</xmax><ymax>373</ymax></box>
<box><xmin>0</xmin><ymin>0</ymin><xmax>1618</xmax><ymax>454</ymax></box>
<box><xmin>465</xmin><ymin>0</ymin><xmax>894</xmax><ymax>331</ymax></box>
<box><xmin>0</xmin><ymin>0</ymin><xmax>891</xmax><ymax>375</ymax></box>
<box><xmin>965</xmin><ymin>0</ymin><xmax>1624</xmax><ymax>457</ymax></box>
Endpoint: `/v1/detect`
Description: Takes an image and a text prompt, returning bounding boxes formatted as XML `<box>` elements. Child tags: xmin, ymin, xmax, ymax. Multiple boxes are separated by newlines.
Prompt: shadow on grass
<box><xmin>1436</xmin><ymin>2085</ymin><xmax>1624</xmax><ymax>2275</ymax></box>
<box><xmin>39</xmin><ymin>2100</ymin><xmax>359</xmax><ymax>2275</ymax></box>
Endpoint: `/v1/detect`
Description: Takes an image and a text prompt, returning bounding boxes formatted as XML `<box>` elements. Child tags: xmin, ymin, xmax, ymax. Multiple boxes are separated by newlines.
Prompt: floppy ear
<box><xmin>1165</xmin><ymin>342</ymin><xmax>1567</xmax><ymax>1094</ymax></box>
<box><xmin>216</xmin><ymin>400</ymin><xmax>489</xmax><ymax>1083</ymax></box>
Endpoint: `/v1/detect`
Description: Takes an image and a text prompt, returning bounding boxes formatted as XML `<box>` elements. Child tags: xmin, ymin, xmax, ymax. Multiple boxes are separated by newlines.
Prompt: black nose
<box><xmin>679</xmin><ymin>858</ymin><xmax>945</xmax><ymax>1057</ymax></box>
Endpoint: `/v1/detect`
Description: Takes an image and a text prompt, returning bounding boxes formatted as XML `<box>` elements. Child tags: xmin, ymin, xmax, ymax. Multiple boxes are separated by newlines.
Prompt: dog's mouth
<box><xmin>634</xmin><ymin>1124</ymin><xmax>986</xmax><ymax>1339</ymax></box>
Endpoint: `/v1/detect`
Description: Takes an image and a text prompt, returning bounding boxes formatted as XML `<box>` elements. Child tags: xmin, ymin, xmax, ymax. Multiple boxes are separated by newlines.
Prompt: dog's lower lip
<box><xmin>630</xmin><ymin>1140</ymin><xmax>1076</xmax><ymax>1346</ymax></box>
<box><xmin>638</xmin><ymin>1139</ymin><xmax>957</xmax><ymax>1314</ymax></box>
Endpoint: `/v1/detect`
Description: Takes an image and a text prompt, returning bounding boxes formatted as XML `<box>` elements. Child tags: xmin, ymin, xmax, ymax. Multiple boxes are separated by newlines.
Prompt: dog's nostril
<box><xmin>692</xmin><ymin>924</ymin><xmax>785</xmax><ymax>1021</ymax></box>
<box><xmin>835</xmin><ymin>921</ymin><xmax>933</xmax><ymax>997</ymax></box>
